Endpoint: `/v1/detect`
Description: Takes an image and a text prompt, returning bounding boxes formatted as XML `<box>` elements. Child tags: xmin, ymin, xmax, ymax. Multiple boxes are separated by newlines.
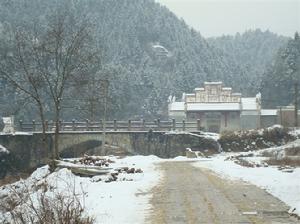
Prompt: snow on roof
<box><xmin>152</xmin><ymin>44</ymin><xmax>168</xmax><ymax>52</ymax></box>
<box><xmin>185</xmin><ymin>93</ymin><xmax>195</xmax><ymax>96</ymax></box>
<box><xmin>241</xmin><ymin>98</ymin><xmax>257</xmax><ymax>110</ymax></box>
<box><xmin>261</xmin><ymin>109</ymin><xmax>277</xmax><ymax>116</ymax></box>
<box><xmin>241</xmin><ymin>111</ymin><xmax>259</xmax><ymax>116</ymax></box>
<box><xmin>152</xmin><ymin>44</ymin><xmax>165</xmax><ymax>49</ymax></box>
<box><xmin>195</xmin><ymin>88</ymin><xmax>204</xmax><ymax>91</ymax></box>
<box><xmin>222</xmin><ymin>87</ymin><xmax>232</xmax><ymax>90</ymax></box>
<box><xmin>187</xmin><ymin>103</ymin><xmax>240</xmax><ymax>111</ymax></box>
<box><xmin>204</xmin><ymin>81</ymin><xmax>222</xmax><ymax>85</ymax></box>
<box><xmin>169</xmin><ymin>102</ymin><xmax>185</xmax><ymax>111</ymax></box>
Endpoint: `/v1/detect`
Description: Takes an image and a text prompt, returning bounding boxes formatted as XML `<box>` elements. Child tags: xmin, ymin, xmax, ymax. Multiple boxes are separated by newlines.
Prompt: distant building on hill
<box><xmin>168</xmin><ymin>81</ymin><xmax>283</xmax><ymax>132</ymax></box>
<box><xmin>151</xmin><ymin>43</ymin><xmax>170</xmax><ymax>58</ymax></box>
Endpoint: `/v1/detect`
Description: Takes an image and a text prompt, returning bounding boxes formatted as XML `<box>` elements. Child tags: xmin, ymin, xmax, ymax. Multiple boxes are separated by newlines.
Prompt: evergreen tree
<box><xmin>261</xmin><ymin>32</ymin><xmax>300</xmax><ymax>108</ymax></box>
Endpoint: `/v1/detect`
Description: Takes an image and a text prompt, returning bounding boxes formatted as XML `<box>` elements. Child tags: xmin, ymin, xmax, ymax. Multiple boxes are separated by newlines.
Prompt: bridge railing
<box><xmin>18</xmin><ymin>119</ymin><xmax>203</xmax><ymax>132</ymax></box>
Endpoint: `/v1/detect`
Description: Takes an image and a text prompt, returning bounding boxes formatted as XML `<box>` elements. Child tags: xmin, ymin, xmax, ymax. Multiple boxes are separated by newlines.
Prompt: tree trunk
<box><xmin>37</xmin><ymin>102</ymin><xmax>46</xmax><ymax>138</ymax></box>
<box><xmin>36</xmin><ymin>101</ymin><xmax>50</xmax><ymax>166</ymax></box>
<box><xmin>53</xmin><ymin>104</ymin><xmax>60</xmax><ymax>160</ymax></box>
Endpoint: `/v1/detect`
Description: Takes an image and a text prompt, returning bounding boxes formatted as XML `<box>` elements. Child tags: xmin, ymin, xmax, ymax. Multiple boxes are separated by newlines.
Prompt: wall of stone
<box><xmin>240</xmin><ymin>114</ymin><xmax>260</xmax><ymax>130</ymax></box>
<box><xmin>278</xmin><ymin>110</ymin><xmax>300</xmax><ymax>127</ymax></box>
<box><xmin>261</xmin><ymin>115</ymin><xmax>278</xmax><ymax>128</ymax></box>
<box><xmin>131</xmin><ymin>132</ymin><xmax>219</xmax><ymax>158</ymax></box>
<box><xmin>0</xmin><ymin>134</ymin><xmax>52</xmax><ymax>174</ymax></box>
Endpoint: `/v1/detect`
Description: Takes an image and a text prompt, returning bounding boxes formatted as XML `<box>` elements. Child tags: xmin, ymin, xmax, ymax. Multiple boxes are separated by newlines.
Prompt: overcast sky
<box><xmin>156</xmin><ymin>0</ymin><xmax>300</xmax><ymax>38</ymax></box>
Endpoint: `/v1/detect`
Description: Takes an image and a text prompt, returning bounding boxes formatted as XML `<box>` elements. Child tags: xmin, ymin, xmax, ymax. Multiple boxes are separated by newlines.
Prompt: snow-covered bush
<box><xmin>0</xmin><ymin>166</ymin><xmax>94</xmax><ymax>224</ymax></box>
<box><xmin>285</xmin><ymin>146</ymin><xmax>300</xmax><ymax>156</ymax></box>
<box><xmin>262</xmin><ymin>125</ymin><xmax>291</xmax><ymax>144</ymax></box>
<box><xmin>219</xmin><ymin>126</ymin><xmax>294</xmax><ymax>152</ymax></box>
<box><xmin>265</xmin><ymin>157</ymin><xmax>300</xmax><ymax>167</ymax></box>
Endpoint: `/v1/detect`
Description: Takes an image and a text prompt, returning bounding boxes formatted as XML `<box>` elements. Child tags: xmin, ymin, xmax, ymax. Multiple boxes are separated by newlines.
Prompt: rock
<box><xmin>111</xmin><ymin>172</ymin><xmax>119</xmax><ymax>180</ymax></box>
<box><xmin>135</xmin><ymin>168</ymin><xmax>143</xmax><ymax>173</ymax></box>
<box><xmin>282</xmin><ymin>169</ymin><xmax>294</xmax><ymax>173</ymax></box>
<box><xmin>104</xmin><ymin>175</ymin><xmax>116</xmax><ymax>183</ymax></box>
<box><xmin>127</xmin><ymin>168</ymin><xmax>135</xmax><ymax>174</ymax></box>
<box><xmin>186</xmin><ymin>148</ymin><xmax>197</xmax><ymax>158</ymax></box>
<box><xmin>122</xmin><ymin>167</ymin><xmax>129</xmax><ymax>171</ymax></box>
<box><xmin>197</xmin><ymin>151</ymin><xmax>206</xmax><ymax>157</ymax></box>
<box><xmin>91</xmin><ymin>176</ymin><xmax>102</xmax><ymax>182</ymax></box>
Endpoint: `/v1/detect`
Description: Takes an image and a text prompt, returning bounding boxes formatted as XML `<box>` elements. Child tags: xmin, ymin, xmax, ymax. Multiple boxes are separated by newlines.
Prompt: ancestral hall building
<box><xmin>168</xmin><ymin>82</ymin><xmax>278</xmax><ymax>132</ymax></box>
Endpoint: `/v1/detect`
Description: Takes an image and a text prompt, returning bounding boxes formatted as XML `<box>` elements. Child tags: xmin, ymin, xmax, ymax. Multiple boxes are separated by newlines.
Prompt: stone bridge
<box><xmin>0</xmin><ymin>131</ymin><xmax>219</xmax><ymax>173</ymax></box>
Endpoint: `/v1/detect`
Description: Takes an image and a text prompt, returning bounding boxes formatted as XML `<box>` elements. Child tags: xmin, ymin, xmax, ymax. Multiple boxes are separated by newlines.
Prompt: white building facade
<box><xmin>168</xmin><ymin>82</ymin><xmax>264</xmax><ymax>132</ymax></box>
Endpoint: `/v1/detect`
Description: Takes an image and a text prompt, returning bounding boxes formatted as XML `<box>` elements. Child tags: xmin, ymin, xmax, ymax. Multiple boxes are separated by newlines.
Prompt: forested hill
<box><xmin>0</xmin><ymin>0</ymin><xmax>291</xmax><ymax>120</ymax></box>
<box><xmin>261</xmin><ymin>33</ymin><xmax>300</xmax><ymax>109</ymax></box>
<box><xmin>208</xmin><ymin>29</ymin><xmax>288</xmax><ymax>95</ymax></box>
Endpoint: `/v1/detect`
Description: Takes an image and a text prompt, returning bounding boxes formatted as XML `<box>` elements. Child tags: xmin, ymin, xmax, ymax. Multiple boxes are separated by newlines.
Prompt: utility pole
<box><xmin>295</xmin><ymin>83</ymin><xmax>298</xmax><ymax>127</ymax></box>
<box><xmin>101</xmin><ymin>79</ymin><xmax>109</xmax><ymax>153</ymax></box>
<box><xmin>280</xmin><ymin>106</ymin><xmax>283</xmax><ymax>126</ymax></box>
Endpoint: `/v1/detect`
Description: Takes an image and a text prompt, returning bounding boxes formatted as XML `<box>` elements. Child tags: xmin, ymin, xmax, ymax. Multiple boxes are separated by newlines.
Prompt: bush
<box><xmin>285</xmin><ymin>146</ymin><xmax>300</xmax><ymax>156</ymax></box>
<box><xmin>265</xmin><ymin>157</ymin><xmax>300</xmax><ymax>167</ymax></box>
<box><xmin>262</xmin><ymin>126</ymin><xmax>292</xmax><ymax>144</ymax></box>
<box><xmin>0</xmin><ymin>180</ymin><xmax>94</xmax><ymax>224</ymax></box>
<box><xmin>219</xmin><ymin>126</ymin><xmax>295</xmax><ymax>152</ymax></box>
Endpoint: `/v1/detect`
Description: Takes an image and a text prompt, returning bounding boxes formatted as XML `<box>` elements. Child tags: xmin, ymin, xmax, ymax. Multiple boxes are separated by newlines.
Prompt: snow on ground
<box><xmin>256</xmin><ymin>139</ymin><xmax>300</xmax><ymax>158</ymax></box>
<box><xmin>0</xmin><ymin>131</ymin><xmax>32</xmax><ymax>136</ymax></box>
<box><xmin>289</xmin><ymin>128</ymin><xmax>300</xmax><ymax>138</ymax></box>
<box><xmin>1</xmin><ymin>136</ymin><xmax>299</xmax><ymax>222</ymax></box>
<box><xmin>194</xmin><ymin>153</ymin><xmax>300</xmax><ymax>216</ymax></box>
<box><xmin>0</xmin><ymin>155</ymin><xmax>163</xmax><ymax>224</ymax></box>
<box><xmin>165</xmin><ymin>130</ymin><xmax>219</xmax><ymax>141</ymax></box>
<box><xmin>77</xmin><ymin>155</ymin><xmax>162</xmax><ymax>223</ymax></box>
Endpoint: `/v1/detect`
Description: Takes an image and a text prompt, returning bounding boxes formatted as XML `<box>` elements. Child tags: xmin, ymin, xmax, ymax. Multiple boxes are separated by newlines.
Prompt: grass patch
<box><xmin>0</xmin><ymin>173</ymin><xmax>31</xmax><ymax>187</ymax></box>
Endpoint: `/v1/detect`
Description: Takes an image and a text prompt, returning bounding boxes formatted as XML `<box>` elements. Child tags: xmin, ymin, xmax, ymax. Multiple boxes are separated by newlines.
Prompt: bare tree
<box><xmin>0</xmin><ymin>10</ymin><xmax>100</xmax><ymax>160</ymax></box>
<box><xmin>36</xmin><ymin>12</ymin><xmax>100</xmax><ymax>159</ymax></box>
<box><xmin>0</xmin><ymin>25</ymin><xmax>48</xmax><ymax>136</ymax></box>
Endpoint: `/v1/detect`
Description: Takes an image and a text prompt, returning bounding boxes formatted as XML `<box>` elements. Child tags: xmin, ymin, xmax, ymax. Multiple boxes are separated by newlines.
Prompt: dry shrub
<box><xmin>285</xmin><ymin>146</ymin><xmax>300</xmax><ymax>156</ymax></box>
<box><xmin>219</xmin><ymin>130</ymin><xmax>238</xmax><ymax>142</ymax></box>
<box><xmin>0</xmin><ymin>180</ymin><xmax>94</xmax><ymax>224</ymax></box>
<box><xmin>265</xmin><ymin>157</ymin><xmax>300</xmax><ymax>167</ymax></box>
<box><xmin>219</xmin><ymin>130</ymin><xmax>263</xmax><ymax>152</ymax></box>
<box><xmin>0</xmin><ymin>173</ymin><xmax>31</xmax><ymax>187</ymax></box>
<box><xmin>260</xmin><ymin>150</ymin><xmax>275</xmax><ymax>157</ymax></box>
<box><xmin>262</xmin><ymin>126</ymin><xmax>292</xmax><ymax>144</ymax></box>
<box><xmin>219</xmin><ymin>126</ymin><xmax>295</xmax><ymax>152</ymax></box>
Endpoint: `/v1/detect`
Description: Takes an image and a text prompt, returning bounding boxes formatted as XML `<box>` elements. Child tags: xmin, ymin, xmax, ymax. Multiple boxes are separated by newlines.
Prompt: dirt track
<box><xmin>147</xmin><ymin>161</ymin><xmax>298</xmax><ymax>224</ymax></box>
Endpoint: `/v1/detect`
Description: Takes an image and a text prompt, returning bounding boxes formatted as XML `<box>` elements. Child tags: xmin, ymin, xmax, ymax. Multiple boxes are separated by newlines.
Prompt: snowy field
<box><xmin>194</xmin><ymin>152</ymin><xmax>300</xmax><ymax>216</ymax></box>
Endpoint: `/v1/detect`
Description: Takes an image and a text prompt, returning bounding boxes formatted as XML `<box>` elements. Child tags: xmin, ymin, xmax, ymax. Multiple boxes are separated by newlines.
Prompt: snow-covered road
<box><xmin>148</xmin><ymin>160</ymin><xmax>299</xmax><ymax>223</ymax></box>
<box><xmin>193</xmin><ymin>154</ymin><xmax>300</xmax><ymax>217</ymax></box>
